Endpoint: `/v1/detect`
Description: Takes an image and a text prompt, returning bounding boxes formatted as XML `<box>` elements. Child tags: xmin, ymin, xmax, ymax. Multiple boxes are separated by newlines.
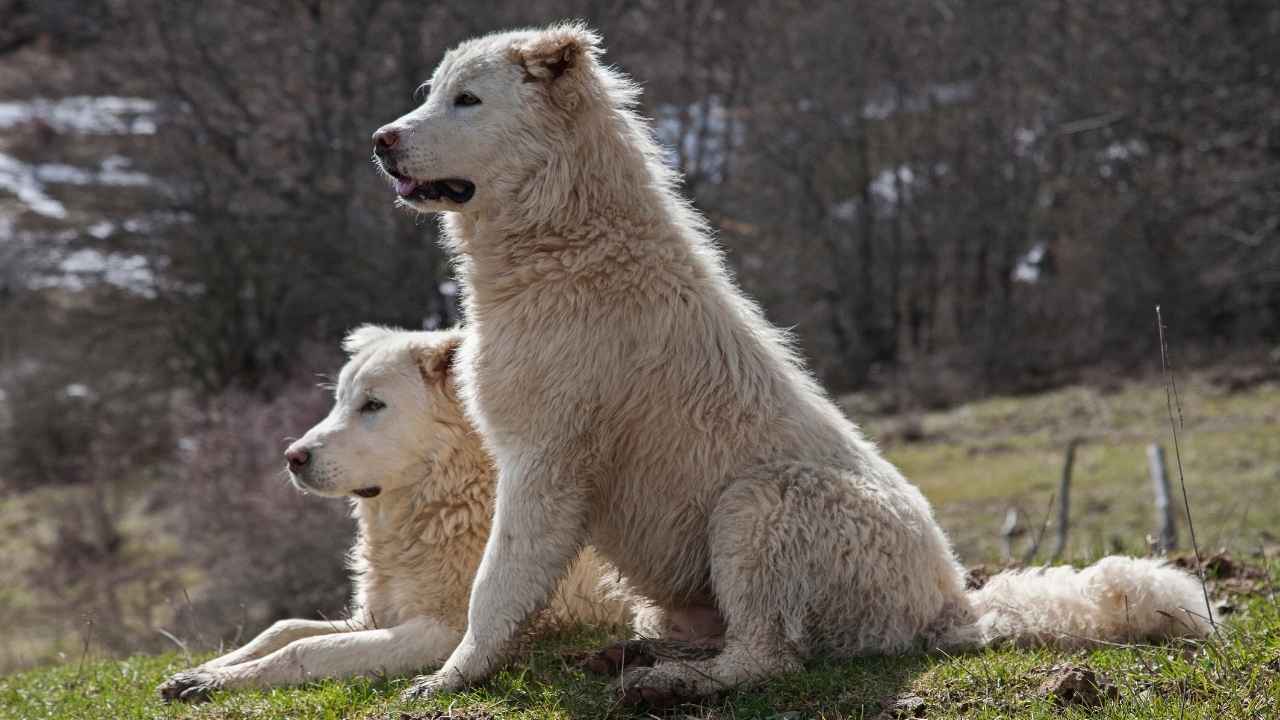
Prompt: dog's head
<box><xmin>283</xmin><ymin>326</ymin><xmax>467</xmax><ymax>499</ymax></box>
<box><xmin>370</xmin><ymin>23</ymin><xmax>606</xmax><ymax>218</ymax></box>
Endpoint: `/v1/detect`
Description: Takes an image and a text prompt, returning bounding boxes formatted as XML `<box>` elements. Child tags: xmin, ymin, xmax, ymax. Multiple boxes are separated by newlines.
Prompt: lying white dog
<box><xmin>159</xmin><ymin>326</ymin><xmax>627</xmax><ymax>702</ymax></box>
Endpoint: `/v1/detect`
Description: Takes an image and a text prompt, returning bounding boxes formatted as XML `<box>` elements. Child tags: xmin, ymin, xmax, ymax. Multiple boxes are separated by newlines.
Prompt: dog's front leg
<box><xmin>402</xmin><ymin>457</ymin><xmax>587</xmax><ymax>700</ymax></box>
<box><xmin>197</xmin><ymin>618</ymin><xmax>358</xmax><ymax>670</ymax></box>
<box><xmin>159</xmin><ymin>616</ymin><xmax>459</xmax><ymax>702</ymax></box>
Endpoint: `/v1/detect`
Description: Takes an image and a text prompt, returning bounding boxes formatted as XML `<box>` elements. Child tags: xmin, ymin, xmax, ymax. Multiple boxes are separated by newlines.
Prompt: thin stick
<box><xmin>1156</xmin><ymin>305</ymin><xmax>1217</xmax><ymax>634</ymax></box>
<box><xmin>75</xmin><ymin>614</ymin><xmax>95</xmax><ymax>686</ymax></box>
<box><xmin>156</xmin><ymin>628</ymin><xmax>192</xmax><ymax>664</ymax></box>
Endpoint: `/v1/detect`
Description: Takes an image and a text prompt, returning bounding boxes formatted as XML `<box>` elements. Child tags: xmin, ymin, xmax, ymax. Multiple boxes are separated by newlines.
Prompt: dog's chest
<box><xmin>461</xmin><ymin>317</ymin><xmax>603</xmax><ymax>443</ymax></box>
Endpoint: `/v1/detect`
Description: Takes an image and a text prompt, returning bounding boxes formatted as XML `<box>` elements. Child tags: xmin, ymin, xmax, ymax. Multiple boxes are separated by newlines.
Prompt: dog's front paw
<box><xmin>157</xmin><ymin>670</ymin><xmax>223</xmax><ymax>703</ymax></box>
<box><xmin>610</xmin><ymin>665</ymin><xmax>697</xmax><ymax>708</ymax></box>
<box><xmin>400</xmin><ymin>670</ymin><xmax>463</xmax><ymax>702</ymax></box>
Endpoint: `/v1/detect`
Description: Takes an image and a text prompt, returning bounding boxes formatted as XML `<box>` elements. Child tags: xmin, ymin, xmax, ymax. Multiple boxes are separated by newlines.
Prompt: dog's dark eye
<box><xmin>359</xmin><ymin>398</ymin><xmax>386</xmax><ymax>414</ymax></box>
<box><xmin>455</xmin><ymin>92</ymin><xmax>481</xmax><ymax>107</ymax></box>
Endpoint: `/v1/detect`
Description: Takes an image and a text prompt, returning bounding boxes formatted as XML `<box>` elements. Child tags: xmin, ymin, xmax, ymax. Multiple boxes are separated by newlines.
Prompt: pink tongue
<box><xmin>394</xmin><ymin>176</ymin><xmax>418</xmax><ymax>195</ymax></box>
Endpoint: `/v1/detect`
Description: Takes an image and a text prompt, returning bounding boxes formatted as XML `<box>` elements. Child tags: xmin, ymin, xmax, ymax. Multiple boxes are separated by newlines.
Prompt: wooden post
<box><xmin>1148</xmin><ymin>443</ymin><xmax>1177</xmax><ymax>553</ymax></box>
<box><xmin>1050</xmin><ymin>438</ymin><xmax>1079</xmax><ymax>561</ymax></box>
<box><xmin>999</xmin><ymin>507</ymin><xmax>1021</xmax><ymax>561</ymax></box>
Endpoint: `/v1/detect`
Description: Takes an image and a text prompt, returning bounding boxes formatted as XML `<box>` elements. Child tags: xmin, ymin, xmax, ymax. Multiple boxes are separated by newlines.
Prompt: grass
<box><xmin>856</xmin><ymin>375</ymin><xmax>1280</xmax><ymax>562</ymax></box>
<box><xmin>3</xmin><ymin>577</ymin><xmax>1278</xmax><ymax>720</ymax></box>
<box><xmin>3</xmin><ymin>371</ymin><xmax>1279</xmax><ymax>718</ymax></box>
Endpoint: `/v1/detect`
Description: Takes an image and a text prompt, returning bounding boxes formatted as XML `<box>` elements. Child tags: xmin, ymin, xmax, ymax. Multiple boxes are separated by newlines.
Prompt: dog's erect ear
<box><xmin>511</xmin><ymin>24</ymin><xmax>600</xmax><ymax>87</ymax></box>
<box><xmin>343</xmin><ymin>324</ymin><xmax>397</xmax><ymax>356</ymax></box>
<box><xmin>413</xmin><ymin>333</ymin><xmax>463</xmax><ymax>390</ymax></box>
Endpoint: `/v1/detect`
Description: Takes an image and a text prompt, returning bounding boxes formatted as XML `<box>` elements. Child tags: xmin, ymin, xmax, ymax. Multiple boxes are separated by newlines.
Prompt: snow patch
<box><xmin>0</xmin><ymin>153</ymin><xmax>153</xmax><ymax>220</ymax></box>
<box><xmin>0</xmin><ymin>96</ymin><xmax>158</xmax><ymax>135</ymax></box>
<box><xmin>871</xmin><ymin>165</ymin><xmax>915</xmax><ymax>206</ymax></box>
<box><xmin>654</xmin><ymin>96</ymin><xmax>742</xmax><ymax>183</ymax></box>
<box><xmin>29</xmin><ymin>249</ymin><xmax>157</xmax><ymax>297</ymax></box>
<box><xmin>1102</xmin><ymin>139</ymin><xmax>1147</xmax><ymax>161</ymax></box>
<box><xmin>863</xmin><ymin>82</ymin><xmax>975</xmax><ymax>121</ymax></box>
<box><xmin>1013</xmin><ymin>242</ymin><xmax>1047</xmax><ymax>283</ymax></box>
<box><xmin>1014</xmin><ymin>127</ymin><xmax>1039</xmax><ymax>156</ymax></box>
<box><xmin>0</xmin><ymin>153</ymin><xmax>66</xmax><ymax>218</ymax></box>
<box><xmin>88</xmin><ymin>221</ymin><xmax>115</xmax><ymax>239</ymax></box>
<box><xmin>36</xmin><ymin>155</ymin><xmax>151</xmax><ymax>187</ymax></box>
<box><xmin>830</xmin><ymin>198</ymin><xmax>858</xmax><ymax>222</ymax></box>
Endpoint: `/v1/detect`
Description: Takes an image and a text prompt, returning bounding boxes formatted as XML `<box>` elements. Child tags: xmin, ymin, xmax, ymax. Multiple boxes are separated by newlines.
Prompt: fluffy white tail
<box><xmin>943</xmin><ymin>556</ymin><xmax>1216</xmax><ymax>649</ymax></box>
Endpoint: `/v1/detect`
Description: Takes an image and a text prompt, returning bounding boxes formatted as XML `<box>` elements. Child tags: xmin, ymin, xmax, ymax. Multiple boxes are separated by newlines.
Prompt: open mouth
<box><xmin>352</xmin><ymin>486</ymin><xmax>382</xmax><ymax>498</ymax></box>
<box><xmin>389</xmin><ymin>171</ymin><xmax>475</xmax><ymax>204</ymax></box>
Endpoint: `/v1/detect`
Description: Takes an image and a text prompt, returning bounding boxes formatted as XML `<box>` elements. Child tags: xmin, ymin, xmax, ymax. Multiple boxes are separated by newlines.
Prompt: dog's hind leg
<box><xmin>612</xmin><ymin>462</ymin><xmax>952</xmax><ymax>705</ymax></box>
<box><xmin>610</xmin><ymin>467</ymin><xmax>818</xmax><ymax>705</ymax></box>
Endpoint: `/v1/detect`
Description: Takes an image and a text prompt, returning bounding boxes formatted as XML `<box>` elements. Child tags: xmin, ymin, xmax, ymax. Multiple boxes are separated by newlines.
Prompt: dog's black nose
<box><xmin>285</xmin><ymin>448</ymin><xmax>310</xmax><ymax>472</ymax></box>
<box><xmin>373</xmin><ymin>126</ymin><xmax>400</xmax><ymax>154</ymax></box>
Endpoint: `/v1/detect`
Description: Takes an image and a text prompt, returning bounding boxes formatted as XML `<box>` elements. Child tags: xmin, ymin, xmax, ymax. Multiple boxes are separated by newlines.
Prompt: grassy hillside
<box><xmin>854</xmin><ymin>373</ymin><xmax>1280</xmax><ymax>563</ymax></box>
<box><xmin>2</xmin><ymin>572</ymin><xmax>1277</xmax><ymax>720</ymax></box>
<box><xmin>2</xmin><ymin>372</ymin><xmax>1278</xmax><ymax>718</ymax></box>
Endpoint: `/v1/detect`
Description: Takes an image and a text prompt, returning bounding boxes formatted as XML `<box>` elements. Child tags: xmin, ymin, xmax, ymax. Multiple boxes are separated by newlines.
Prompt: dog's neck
<box><xmin>505</xmin><ymin>102</ymin><xmax>662</xmax><ymax>233</ymax></box>
<box><xmin>351</xmin><ymin>441</ymin><xmax>494</xmax><ymax>554</ymax></box>
<box><xmin>445</xmin><ymin>103</ymin><xmax>714</xmax><ymax>314</ymax></box>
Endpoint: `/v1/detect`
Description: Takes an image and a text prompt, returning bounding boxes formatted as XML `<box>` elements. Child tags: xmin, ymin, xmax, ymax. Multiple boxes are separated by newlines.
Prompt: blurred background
<box><xmin>1</xmin><ymin>0</ymin><xmax>1277</xmax><ymax>674</ymax></box>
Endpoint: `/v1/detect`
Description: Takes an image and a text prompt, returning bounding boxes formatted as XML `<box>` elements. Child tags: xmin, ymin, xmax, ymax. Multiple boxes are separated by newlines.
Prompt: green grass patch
<box><xmin>4</xmin><ymin>577</ymin><xmax>1278</xmax><ymax>719</ymax></box>
<box><xmin>861</xmin><ymin>377</ymin><xmax>1280</xmax><ymax>561</ymax></box>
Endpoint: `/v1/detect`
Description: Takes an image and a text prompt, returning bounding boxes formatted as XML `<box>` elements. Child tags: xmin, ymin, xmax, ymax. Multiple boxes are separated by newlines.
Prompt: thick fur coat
<box><xmin>159</xmin><ymin>328</ymin><xmax>626</xmax><ymax>701</ymax></box>
<box><xmin>372</xmin><ymin>24</ymin><xmax>1214</xmax><ymax>704</ymax></box>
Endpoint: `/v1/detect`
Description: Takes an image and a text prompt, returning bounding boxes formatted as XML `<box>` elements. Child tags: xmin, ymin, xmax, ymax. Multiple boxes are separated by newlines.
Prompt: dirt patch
<box><xmin>564</xmin><ymin>639</ymin><xmax>720</xmax><ymax>676</ymax></box>
<box><xmin>1172</xmin><ymin>550</ymin><xmax>1273</xmax><ymax>597</ymax></box>
<box><xmin>964</xmin><ymin>562</ymin><xmax>1025</xmax><ymax>590</ymax></box>
<box><xmin>1035</xmin><ymin>664</ymin><xmax>1118</xmax><ymax>708</ymax></box>
<box><xmin>964</xmin><ymin>564</ymin><xmax>995</xmax><ymax>590</ymax></box>
<box><xmin>874</xmin><ymin>692</ymin><xmax>927</xmax><ymax>719</ymax></box>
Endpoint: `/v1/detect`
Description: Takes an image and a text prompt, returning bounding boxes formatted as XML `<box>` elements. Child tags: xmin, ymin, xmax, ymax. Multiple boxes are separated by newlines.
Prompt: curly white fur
<box><xmin>373</xmin><ymin>24</ymin><xmax>1214</xmax><ymax>703</ymax></box>
<box><xmin>158</xmin><ymin>328</ymin><xmax>627</xmax><ymax>701</ymax></box>
<box><xmin>952</xmin><ymin>556</ymin><xmax>1213</xmax><ymax>649</ymax></box>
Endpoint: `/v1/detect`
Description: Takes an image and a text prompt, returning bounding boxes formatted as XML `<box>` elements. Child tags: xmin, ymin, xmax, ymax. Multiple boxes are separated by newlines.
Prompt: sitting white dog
<box><xmin>159</xmin><ymin>326</ymin><xmax>627</xmax><ymax>702</ymax></box>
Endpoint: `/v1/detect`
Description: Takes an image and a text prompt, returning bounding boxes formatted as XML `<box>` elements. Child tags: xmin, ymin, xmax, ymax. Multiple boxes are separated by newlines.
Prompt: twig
<box><xmin>180</xmin><ymin>585</ymin><xmax>209</xmax><ymax>651</ymax></box>
<box><xmin>1056</xmin><ymin>111</ymin><xmax>1128</xmax><ymax>136</ymax></box>
<box><xmin>157</xmin><ymin>628</ymin><xmax>192</xmax><ymax>664</ymax></box>
<box><xmin>1156</xmin><ymin>305</ymin><xmax>1217</xmax><ymax>635</ymax></box>
<box><xmin>74</xmin><ymin>614</ymin><xmax>95</xmax><ymax>687</ymax></box>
